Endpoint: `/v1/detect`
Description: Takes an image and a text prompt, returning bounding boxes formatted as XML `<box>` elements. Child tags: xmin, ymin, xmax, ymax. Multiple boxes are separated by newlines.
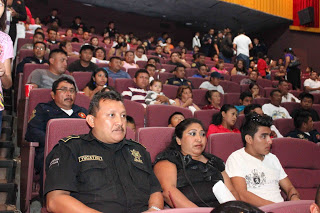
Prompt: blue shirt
<box><xmin>104</xmin><ymin>67</ymin><xmax>131</xmax><ymax>80</ymax></box>
<box><xmin>192</xmin><ymin>74</ymin><xmax>208</xmax><ymax>78</ymax></box>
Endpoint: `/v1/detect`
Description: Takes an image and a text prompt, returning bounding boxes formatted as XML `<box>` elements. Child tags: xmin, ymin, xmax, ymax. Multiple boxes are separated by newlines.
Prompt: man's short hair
<box><xmin>109</xmin><ymin>56</ymin><xmax>121</xmax><ymax>63</ymax></box>
<box><xmin>59</xmin><ymin>40</ymin><xmax>70</xmax><ymax>49</ymax></box>
<box><xmin>134</xmin><ymin>69</ymin><xmax>149</xmax><ymax>78</ymax></box>
<box><xmin>79</xmin><ymin>44</ymin><xmax>94</xmax><ymax>53</ymax></box>
<box><xmin>193</xmin><ymin>52</ymin><xmax>205</xmax><ymax>60</ymax></box>
<box><xmin>244</xmin><ymin>104</ymin><xmax>262</xmax><ymax>115</ymax></box>
<box><xmin>212</xmin><ymin>200</ymin><xmax>264</xmax><ymax>213</ymax></box>
<box><xmin>170</xmin><ymin>52</ymin><xmax>180</xmax><ymax>57</ymax></box>
<box><xmin>240</xmin><ymin>91</ymin><xmax>252</xmax><ymax>101</ymax></box>
<box><xmin>148</xmin><ymin>57</ymin><xmax>160</xmax><ymax>64</ymax></box>
<box><xmin>241</xmin><ymin>113</ymin><xmax>273</xmax><ymax>147</ymax></box>
<box><xmin>88</xmin><ymin>91</ymin><xmax>123</xmax><ymax>116</ymax></box>
<box><xmin>125</xmin><ymin>50</ymin><xmax>134</xmax><ymax>56</ymax></box>
<box><xmin>293</xmin><ymin>111</ymin><xmax>312</xmax><ymax>129</ymax></box>
<box><xmin>198</xmin><ymin>64</ymin><xmax>207</xmax><ymax>70</ymax></box>
<box><xmin>168</xmin><ymin>112</ymin><xmax>184</xmax><ymax>125</ymax></box>
<box><xmin>270</xmin><ymin>89</ymin><xmax>281</xmax><ymax>97</ymax></box>
<box><xmin>34</xmin><ymin>32</ymin><xmax>45</xmax><ymax>40</ymax></box>
<box><xmin>47</xmin><ymin>28</ymin><xmax>57</xmax><ymax>33</ymax></box>
<box><xmin>33</xmin><ymin>41</ymin><xmax>47</xmax><ymax>50</ymax></box>
<box><xmin>49</xmin><ymin>49</ymin><xmax>67</xmax><ymax>59</ymax></box>
<box><xmin>136</xmin><ymin>46</ymin><xmax>145</xmax><ymax>51</ymax></box>
<box><xmin>52</xmin><ymin>77</ymin><xmax>76</xmax><ymax>94</ymax></box>
<box><xmin>174</xmin><ymin>65</ymin><xmax>185</xmax><ymax>71</ymax></box>
<box><xmin>278</xmin><ymin>79</ymin><xmax>289</xmax><ymax>86</ymax></box>
<box><xmin>150</xmin><ymin>79</ymin><xmax>162</xmax><ymax>87</ymax></box>
<box><xmin>145</xmin><ymin>64</ymin><xmax>156</xmax><ymax>70</ymax></box>
<box><xmin>299</xmin><ymin>92</ymin><xmax>314</xmax><ymax>102</ymax></box>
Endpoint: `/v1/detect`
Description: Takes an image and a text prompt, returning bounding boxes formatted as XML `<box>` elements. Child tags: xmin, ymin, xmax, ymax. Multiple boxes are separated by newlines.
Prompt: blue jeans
<box><xmin>236</xmin><ymin>53</ymin><xmax>250</xmax><ymax>70</ymax></box>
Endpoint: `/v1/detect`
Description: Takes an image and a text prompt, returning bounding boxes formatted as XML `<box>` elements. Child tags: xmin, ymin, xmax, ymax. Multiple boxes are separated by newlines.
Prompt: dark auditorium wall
<box><xmin>26</xmin><ymin>0</ymin><xmax>195</xmax><ymax>46</ymax></box>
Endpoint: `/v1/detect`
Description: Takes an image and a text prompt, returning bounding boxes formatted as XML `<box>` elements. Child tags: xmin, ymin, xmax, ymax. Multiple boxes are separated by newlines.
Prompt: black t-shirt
<box><xmin>154</xmin><ymin>150</ymin><xmax>225</xmax><ymax>207</ymax></box>
<box><xmin>67</xmin><ymin>60</ymin><xmax>98</xmax><ymax>72</ymax></box>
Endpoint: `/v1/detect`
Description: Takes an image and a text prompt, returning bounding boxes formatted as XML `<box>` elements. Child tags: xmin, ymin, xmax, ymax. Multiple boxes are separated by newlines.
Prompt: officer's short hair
<box><xmin>52</xmin><ymin>77</ymin><xmax>76</xmax><ymax>94</ymax></box>
<box><xmin>293</xmin><ymin>111</ymin><xmax>312</xmax><ymax>129</ymax></box>
<box><xmin>89</xmin><ymin>91</ymin><xmax>123</xmax><ymax>116</ymax></box>
<box><xmin>33</xmin><ymin>41</ymin><xmax>47</xmax><ymax>50</ymax></box>
<box><xmin>49</xmin><ymin>49</ymin><xmax>67</xmax><ymax>59</ymax></box>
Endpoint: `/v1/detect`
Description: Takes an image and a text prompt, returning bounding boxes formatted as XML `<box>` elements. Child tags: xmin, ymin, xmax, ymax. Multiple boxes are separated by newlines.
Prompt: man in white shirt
<box><xmin>278</xmin><ymin>80</ymin><xmax>300</xmax><ymax>103</ymax></box>
<box><xmin>233</xmin><ymin>29</ymin><xmax>252</xmax><ymax>70</ymax></box>
<box><xmin>199</xmin><ymin>72</ymin><xmax>224</xmax><ymax>94</ymax></box>
<box><xmin>226</xmin><ymin>113</ymin><xmax>300</xmax><ymax>207</ymax></box>
<box><xmin>134</xmin><ymin>46</ymin><xmax>148</xmax><ymax>63</ymax></box>
<box><xmin>262</xmin><ymin>89</ymin><xmax>291</xmax><ymax>120</ymax></box>
<box><xmin>304</xmin><ymin>70</ymin><xmax>320</xmax><ymax>94</ymax></box>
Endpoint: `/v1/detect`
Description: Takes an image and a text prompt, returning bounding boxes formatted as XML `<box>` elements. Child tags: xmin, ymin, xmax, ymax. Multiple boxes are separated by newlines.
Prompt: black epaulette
<box><xmin>60</xmin><ymin>135</ymin><xmax>80</xmax><ymax>143</ymax></box>
<box><xmin>128</xmin><ymin>139</ymin><xmax>146</xmax><ymax>149</ymax></box>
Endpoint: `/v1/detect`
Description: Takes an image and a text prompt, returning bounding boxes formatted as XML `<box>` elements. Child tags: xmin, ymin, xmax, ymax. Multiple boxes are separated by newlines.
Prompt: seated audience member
<box><xmin>122</xmin><ymin>50</ymin><xmax>139</xmax><ymax>71</ymax></box>
<box><xmin>20</xmin><ymin>32</ymin><xmax>46</xmax><ymax>51</ymax></box>
<box><xmin>165</xmin><ymin>65</ymin><xmax>193</xmax><ymax>88</ymax></box>
<box><xmin>59</xmin><ymin>40</ymin><xmax>79</xmax><ymax>58</ymax></box>
<box><xmin>167</xmin><ymin>52</ymin><xmax>191</xmax><ymax>68</ymax></box>
<box><xmin>262</xmin><ymin>89</ymin><xmax>291</xmax><ymax>120</ymax></box>
<box><xmin>235</xmin><ymin>91</ymin><xmax>253</xmax><ymax>114</ymax></box>
<box><xmin>154</xmin><ymin>118</ymin><xmax>239</xmax><ymax>208</ymax></box>
<box><xmin>192</xmin><ymin>64</ymin><xmax>209</xmax><ymax>79</ymax></box>
<box><xmin>174</xmin><ymin>85</ymin><xmax>200</xmax><ymax>113</ymax></box>
<box><xmin>107</xmin><ymin>42</ymin><xmax>127</xmax><ymax>59</ymax></box>
<box><xmin>126</xmin><ymin>115</ymin><xmax>136</xmax><ymax>133</ymax></box>
<box><xmin>27</xmin><ymin>49</ymin><xmax>76</xmax><ymax>88</ymax></box>
<box><xmin>134</xmin><ymin>46</ymin><xmax>148</xmax><ymax>63</ymax></box>
<box><xmin>274</xmin><ymin>65</ymin><xmax>286</xmax><ymax>81</ymax></box>
<box><xmin>164</xmin><ymin>37</ymin><xmax>174</xmax><ymax>50</ymax></box>
<box><xmin>199</xmin><ymin>72</ymin><xmax>224</xmax><ymax>94</ymax></box>
<box><xmin>249</xmin><ymin>83</ymin><xmax>261</xmax><ymax>99</ymax></box>
<box><xmin>286</xmin><ymin>111</ymin><xmax>320</xmax><ymax>143</ymax></box>
<box><xmin>45</xmin><ymin>91</ymin><xmax>163</xmax><ymax>212</ymax></box>
<box><xmin>257</xmin><ymin>52</ymin><xmax>268</xmax><ymax>78</ymax></box>
<box><xmin>310</xmin><ymin>185</ymin><xmax>320</xmax><ymax>213</ymax></box>
<box><xmin>152</xmin><ymin>45</ymin><xmax>166</xmax><ymax>58</ymax></box>
<box><xmin>83</xmin><ymin>68</ymin><xmax>108</xmax><ymax>99</ymax></box>
<box><xmin>69</xmin><ymin>16</ymin><xmax>85</xmax><ymax>30</ymax></box>
<box><xmin>82</xmin><ymin>31</ymin><xmax>90</xmax><ymax>43</ymax></box>
<box><xmin>278</xmin><ymin>80</ymin><xmax>300</xmax><ymax>103</ymax></box>
<box><xmin>146</xmin><ymin>64</ymin><xmax>157</xmax><ymax>82</ymax></box>
<box><xmin>122</xmin><ymin>69</ymin><xmax>149</xmax><ymax>107</ymax></box>
<box><xmin>191</xmin><ymin>53</ymin><xmax>206</xmax><ymax>69</ymax></box>
<box><xmin>104</xmin><ymin>56</ymin><xmax>131</xmax><ymax>79</ymax></box>
<box><xmin>17</xmin><ymin>41</ymin><xmax>49</xmax><ymax>74</ymax></box>
<box><xmin>302</xmin><ymin>66</ymin><xmax>312</xmax><ymax>79</ymax></box>
<box><xmin>67</xmin><ymin>44</ymin><xmax>98</xmax><ymax>72</ymax></box>
<box><xmin>304</xmin><ymin>70</ymin><xmax>320</xmax><ymax>94</ymax></box>
<box><xmin>168</xmin><ymin>112</ymin><xmax>185</xmax><ymax>127</ymax></box>
<box><xmin>202</xmin><ymin>90</ymin><xmax>221</xmax><ymax>110</ymax></box>
<box><xmin>47</xmin><ymin>28</ymin><xmax>60</xmax><ymax>45</ymax></box>
<box><xmin>102</xmin><ymin>36</ymin><xmax>111</xmax><ymax>46</ymax></box>
<box><xmin>145</xmin><ymin>80</ymin><xmax>174</xmax><ymax>105</ymax></box>
<box><xmin>212</xmin><ymin>54</ymin><xmax>219</xmax><ymax>63</ymax></box>
<box><xmin>61</xmin><ymin>28</ymin><xmax>74</xmax><ymax>39</ymax></box>
<box><xmin>231</xmin><ymin>60</ymin><xmax>247</xmax><ymax>76</ymax></box>
<box><xmin>244</xmin><ymin>104</ymin><xmax>283</xmax><ymax>138</ymax></box>
<box><xmin>207</xmin><ymin>104</ymin><xmax>240</xmax><ymax>137</ymax></box>
<box><xmin>225</xmin><ymin>113</ymin><xmax>300</xmax><ymax>207</ymax></box>
<box><xmin>291</xmin><ymin>92</ymin><xmax>319</xmax><ymax>122</ymax></box>
<box><xmin>25</xmin><ymin>78</ymin><xmax>87</xmax><ymax>192</ymax></box>
<box><xmin>211</xmin><ymin>201</ymin><xmax>264</xmax><ymax>213</ymax></box>
<box><xmin>240</xmin><ymin>70</ymin><xmax>258</xmax><ymax>85</ymax></box>
<box><xmin>210</xmin><ymin>59</ymin><xmax>228</xmax><ymax>75</ymax></box>
<box><xmin>91</xmin><ymin>47</ymin><xmax>108</xmax><ymax>64</ymax></box>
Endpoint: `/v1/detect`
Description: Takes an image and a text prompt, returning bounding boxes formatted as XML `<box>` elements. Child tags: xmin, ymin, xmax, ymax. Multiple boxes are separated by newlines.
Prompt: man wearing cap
<box><xmin>199</xmin><ymin>72</ymin><xmax>225</xmax><ymax>94</ymax></box>
<box><xmin>67</xmin><ymin>44</ymin><xmax>98</xmax><ymax>72</ymax></box>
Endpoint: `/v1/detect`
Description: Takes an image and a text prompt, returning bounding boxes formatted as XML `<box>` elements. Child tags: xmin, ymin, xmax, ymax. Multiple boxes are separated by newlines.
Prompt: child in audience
<box><xmin>207</xmin><ymin>104</ymin><xmax>240</xmax><ymax>137</ymax></box>
<box><xmin>145</xmin><ymin>80</ymin><xmax>175</xmax><ymax>105</ymax></box>
<box><xmin>168</xmin><ymin>112</ymin><xmax>185</xmax><ymax>127</ymax></box>
<box><xmin>126</xmin><ymin>115</ymin><xmax>136</xmax><ymax>133</ymax></box>
<box><xmin>235</xmin><ymin>91</ymin><xmax>253</xmax><ymax>114</ymax></box>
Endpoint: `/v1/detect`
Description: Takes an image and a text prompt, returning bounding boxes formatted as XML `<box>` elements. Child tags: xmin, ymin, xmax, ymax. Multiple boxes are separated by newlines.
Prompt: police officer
<box><xmin>25</xmin><ymin>77</ymin><xmax>88</xmax><ymax>181</ymax></box>
<box><xmin>45</xmin><ymin>91</ymin><xmax>163</xmax><ymax>213</ymax></box>
<box><xmin>165</xmin><ymin>65</ymin><xmax>193</xmax><ymax>88</ymax></box>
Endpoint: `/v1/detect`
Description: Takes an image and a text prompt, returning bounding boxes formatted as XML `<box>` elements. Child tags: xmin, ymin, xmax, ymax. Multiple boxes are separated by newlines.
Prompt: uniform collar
<box><xmin>82</xmin><ymin>130</ymin><xmax>128</xmax><ymax>149</ymax></box>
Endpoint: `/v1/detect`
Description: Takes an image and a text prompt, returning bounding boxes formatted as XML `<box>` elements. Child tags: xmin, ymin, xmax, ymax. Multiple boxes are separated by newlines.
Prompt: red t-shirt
<box><xmin>206</xmin><ymin>124</ymin><xmax>240</xmax><ymax>138</ymax></box>
<box><xmin>257</xmin><ymin>58</ymin><xmax>267</xmax><ymax>77</ymax></box>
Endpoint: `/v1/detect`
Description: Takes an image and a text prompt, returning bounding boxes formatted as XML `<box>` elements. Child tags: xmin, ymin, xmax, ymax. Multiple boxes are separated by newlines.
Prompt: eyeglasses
<box><xmin>56</xmin><ymin>87</ymin><xmax>76</xmax><ymax>94</ymax></box>
<box><xmin>34</xmin><ymin>46</ymin><xmax>45</xmax><ymax>50</ymax></box>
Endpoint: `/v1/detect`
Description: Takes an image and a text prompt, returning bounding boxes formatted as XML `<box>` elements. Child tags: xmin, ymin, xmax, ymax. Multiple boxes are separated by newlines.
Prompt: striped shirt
<box><xmin>122</xmin><ymin>87</ymin><xmax>147</xmax><ymax>108</ymax></box>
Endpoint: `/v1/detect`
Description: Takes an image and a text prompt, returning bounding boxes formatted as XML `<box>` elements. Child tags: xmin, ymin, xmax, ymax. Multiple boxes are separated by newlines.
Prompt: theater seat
<box><xmin>185</xmin><ymin>68</ymin><xmax>198</xmax><ymax>77</ymax></box>
<box><xmin>230</xmin><ymin>75</ymin><xmax>248</xmax><ymax>84</ymax></box>
<box><xmin>281</xmin><ymin>102</ymin><xmax>300</xmax><ymax>115</ymax></box>
<box><xmin>271</xmin><ymin>138</ymin><xmax>320</xmax><ymax>200</ymax></box>
<box><xmin>114</xmin><ymin>78</ymin><xmax>135</xmax><ymax>93</ymax></box>
<box><xmin>313</xmin><ymin>121</ymin><xmax>320</xmax><ymax>132</ymax></box>
<box><xmin>123</xmin><ymin>99</ymin><xmax>145</xmax><ymax>130</ymax></box>
<box><xmin>162</xmin><ymin>84</ymin><xmax>179</xmax><ymax>99</ymax></box>
<box><xmin>234</xmin><ymin>114</ymin><xmax>245</xmax><ymax>130</ymax></box>
<box><xmin>257</xmin><ymin>78</ymin><xmax>273</xmax><ymax>88</ymax></box>
<box><xmin>260</xmin><ymin>200</ymin><xmax>314</xmax><ymax>213</ymax></box>
<box><xmin>136</xmin><ymin>127</ymin><xmax>175</xmax><ymax>162</ymax></box>
<box><xmin>159</xmin><ymin>72</ymin><xmax>174</xmax><ymax>84</ymax></box>
<box><xmin>220</xmin><ymin>81</ymin><xmax>241</xmax><ymax>93</ymax></box>
<box><xmin>192</xmin><ymin>89</ymin><xmax>208</xmax><ymax>107</ymax></box>
<box><xmin>207</xmin><ymin>133</ymin><xmax>243</xmax><ymax>162</ymax></box>
<box><xmin>187</xmin><ymin>77</ymin><xmax>206</xmax><ymax>89</ymax></box>
<box><xmin>161</xmin><ymin>64</ymin><xmax>176</xmax><ymax>72</ymax></box>
<box><xmin>127</xmin><ymin>68</ymin><xmax>140</xmax><ymax>78</ymax></box>
<box><xmin>273</xmin><ymin>118</ymin><xmax>294</xmax><ymax>136</ymax></box>
<box><xmin>194</xmin><ymin>110</ymin><xmax>219</xmax><ymax>130</ymax></box>
<box><xmin>223</xmin><ymin>93</ymin><xmax>239</xmax><ymax>105</ymax></box>
<box><xmin>72</xmin><ymin>72</ymin><xmax>92</xmax><ymax>91</ymax></box>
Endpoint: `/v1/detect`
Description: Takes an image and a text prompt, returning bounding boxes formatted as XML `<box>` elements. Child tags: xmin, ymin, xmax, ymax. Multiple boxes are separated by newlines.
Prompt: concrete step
<box><xmin>0</xmin><ymin>183</ymin><xmax>17</xmax><ymax>205</ymax></box>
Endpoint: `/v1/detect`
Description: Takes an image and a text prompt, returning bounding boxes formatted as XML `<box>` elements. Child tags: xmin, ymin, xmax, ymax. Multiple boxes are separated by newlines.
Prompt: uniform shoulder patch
<box><xmin>129</xmin><ymin>139</ymin><xmax>146</xmax><ymax>149</ymax></box>
<box><xmin>60</xmin><ymin>135</ymin><xmax>80</xmax><ymax>143</ymax></box>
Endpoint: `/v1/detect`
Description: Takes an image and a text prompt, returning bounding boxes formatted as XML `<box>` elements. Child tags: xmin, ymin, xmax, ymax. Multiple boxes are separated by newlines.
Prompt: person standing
<box><xmin>7</xmin><ymin>0</ymin><xmax>26</xmax><ymax>44</ymax></box>
<box><xmin>233</xmin><ymin>29</ymin><xmax>252</xmax><ymax>70</ymax></box>
<box><xmin>284</xmin><ymin>48</ymin><xmax>300</xmax><ymax>90</ymax></box>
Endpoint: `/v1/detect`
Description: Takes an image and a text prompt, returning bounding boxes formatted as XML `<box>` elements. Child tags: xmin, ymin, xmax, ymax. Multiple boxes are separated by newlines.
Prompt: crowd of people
<box><xmin>0</xmin><ymin>3</ymin><xmax>318</xmax><ymax>213</ymax></box>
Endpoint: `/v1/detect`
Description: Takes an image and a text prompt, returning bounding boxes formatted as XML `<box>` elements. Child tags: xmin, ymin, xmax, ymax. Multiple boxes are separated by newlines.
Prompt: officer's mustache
<box><xmin>113</xmin><ymin>126</ymin><xmax>124</xmax><ymax>132</ymax></box>
<box><xmin>64</xmin><ymin>98</ymin><xmax>73</xmax><ymax>101</ymax></box>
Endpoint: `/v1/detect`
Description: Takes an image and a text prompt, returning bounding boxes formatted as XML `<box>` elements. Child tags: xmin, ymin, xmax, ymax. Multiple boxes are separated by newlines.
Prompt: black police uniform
<box><xmin>44</xmin><ymin>132</ymin><xmax>162</xmax><ymax>213</ymax></box>
<box><xmin>16</xmin><ymin>56</ymin><xmax>49</xmax><ymax>74</ymax></box>
<box><xmin>191</xmin><ymin>61</ymin><xmax>204</xmax><ymax>69</ymax></box>
<box><xmin>286</xmin><ymin>129</ymin><xmax>320</xmax><ymax>143</ymax></box>
<box><xmin>165</xmin><ymin>76</ymin><xmax>193</xmax><ymax>88</ymax></box>
<box><xmin>25</xmin><ymin>101</ymin><xmax>88</xmax><ymax>173</ymax></box>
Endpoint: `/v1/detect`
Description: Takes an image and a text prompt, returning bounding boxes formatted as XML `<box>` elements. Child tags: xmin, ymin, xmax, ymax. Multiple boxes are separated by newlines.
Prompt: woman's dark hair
<box><xmin>211</xmin><ymin>104</ymin><xmax>236</xmax><ymax>125</ymax></box>
<box><xmin>166</xmin><ymin>118</ymin><xmax>205</xmax><ymax>151</ymax></box>
<box><xmin>215</xmin><ymin>59</ymin><xmax>224</xmax><ymax>69</ymax></box>
<box><xmin>284</xmin><ymin>47</ymin><xmax>294</xmax><ymax>55</ymax></box>
<box><xmin>90</xmin><ymin>36</ymin><xmax>98</xmax><ymax>43</ymax></box>
<box><xmin>211</xmin><ymin>201</ymin><xmax>264</xmax><ymax>213</ymax></box>
<box><xmin>176</xmin><ymin>85</ymin><xmax>192</xmax><ymax>99</ymax></box>
<box><xmin>86</xmin><ymin>68</ymin><xmax>108</xmax><ymax>90</ymax></box>
<box><xmin>235</xmin><ymin>59</ymin><xmax>247</xmax><ymax>75</ymax></box>
<box><xmin>115</xmin><ymin>42</ymin><xmax>127</xmax><ymax>49</ymax></box>
<box><xmin>205</xmin><ymin>90</ymin><xmax>219</xmax><ymax>104</ymax></box>
<box><xmin>249</xmin><ymin>82</ymin><xmax>259</xmax><ymax>91</ymax></box>
<box><xmin>0</xmin><ymin>0</ymin><xmax>7</xmax><ymax>31</ymax></box>
<box><xmin>94</xmin><ymin>47</ymin><xmax>106</xmax><ymax>60</ymax></box>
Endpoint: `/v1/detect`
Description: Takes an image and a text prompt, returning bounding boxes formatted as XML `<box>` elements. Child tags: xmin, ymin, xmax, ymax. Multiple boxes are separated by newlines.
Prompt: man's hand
<box><xmin>156</xmin><ymin>95</ymin><xmax>169</xmax><ymax>103</ymax></box>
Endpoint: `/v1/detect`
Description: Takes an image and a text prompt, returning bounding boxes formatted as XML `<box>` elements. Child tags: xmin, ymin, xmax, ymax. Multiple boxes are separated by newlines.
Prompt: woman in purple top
<box><xmin>0</xmin><ymin>0</ymin><xmax>13</xmax><ymax>134</ymax></box>
<box><xmin>284</xmin><ymin>48</ymin><xmax>300</xmax><ymax>90</ymax></box>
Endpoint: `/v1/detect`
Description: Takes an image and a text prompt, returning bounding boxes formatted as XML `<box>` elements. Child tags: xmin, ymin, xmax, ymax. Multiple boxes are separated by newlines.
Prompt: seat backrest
<box><xmin>253</xmin><ymin>97</ymin><xmax>270</xmax><ymax>105</ymax></box>
<box><xmin>146</xmin><ymin>105</ymin><xmax>193</xmax><ymax>127</ymax></box>
<box><xmin>194</xmin><ymin>110</ymin><xmax>219</xmax><ymax>130</ymax></box>
<box><xmin>159</xmin><ymin>72</ymin><xmax>174</xmax><ymax>84</ymax></box>
<box><xmin>127</xmin><ymin>68</ymin><xmax>140</xmax><ymax>78</ymax></box>
<box><xmin>220</xmin><ymin>73</ymin><xmax>231</xmax><ymax>81</ymax></box>
<box><xmin>114</xmin><ymin>78</ymin><xmax>135</xmax><ymax>93</ymax></box>
<box><xmin>223</xmin><ymin>93</ymin><xmax>240</xmax><ymax>105</ymax></box>
<box><xmin>207</xmin><ymin>133</ymin><xmax>243</xmax><ymax>162</ymax></box>
<box><xmin>281</xmin><ymin>102</ymin><xmax>300</xmax><ymax>115</ymax></box>
<box><xmin>192</xmin><ymin>89</ymin><xmax>208</xmax><ymax>107</ymax></box>
<box><xmin>162</xmin><ymin>84</ymin><xmax>178</xmax><ymax>99</ymax></box>
<box><xmin>257</xmin><ymin>78</ymin><xmax>273</xmax><ymax>88</ymax></box>
<box><xmin>136</xmin><ymin>61</ymin><xmax>147</xmax><ymax>68</ymax></box>
<box><xmin>67</xmin><ymin>57</ymin><xmax>79</xmax><ymax>67</ymax></box>
<box><xmin>161</xmin><ymin>64</ymin><xmax>176</xmax><ymax>72</ymax></box>
<box><xmin>23</xmin><ymin>64</ymin><xmax>50</xmax><ymax>86</ymax></box>
<box><xmin>187</xmin><ymin>77</ymin><xmax>206</xmax><ymax>89</ymax></box>
<box><xmin>271</xmin><ymin>138</ymin><xmax>320</xmax><ymax>200</ymax></box>
<box><xmin>273</xmin><ymin>118</ymin><xmax>294</xmax><ymax>136</ymax></box>
<box><xmin>17</xmin><ymin>38</ymin><xmax>33</xmax><ymax>52</ymax></box>
<box><xmin>230</xmin><ymin>75</ymin><xmax>248</xmax><ymax>84</ymax></box>
<box><xmin>136</xmin><ymin>127</ymin><xmax>175</xmax><ymax>162</ymax></box>
<box><xmin>18</xmin><ymin>49</ymin><xmax>34</xmax><ymax>63</ymax></box>
<box><xmin>263</xmin><ymin>87</ymin><xmax>275</xmax><ymax>98</ymax></box>
<box><xmin>72</xmin><ymin>72</ymin><xmax>92</xmax><ymax>91</ymax></box>
<box><xmin>234</xmin><ymin>114</ymin><xmax>245</xmax><ymax>130</ymax></box>
<box><xmin>260</xmin><ymin>200</ymin><xmax>313</xmax><ymax>213</ymax></box>
<box><xmin>123</xmin><ymin>99</ymin><xmax>145</xmax><ymax>129</ymax></box>
<box><xmin>185</xmin><ymin>68</ymin><xmax>198</xmax><ymax>77</ymax></box>
<box><xmin>220</xmin><ymin>81</ymin><xmax>241</xmax><ymax>93</ymax></box>
<box><xmin>313</xmin><ymin>121</ymin><xmax>320</xmax><ymax>132</ymax></box>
